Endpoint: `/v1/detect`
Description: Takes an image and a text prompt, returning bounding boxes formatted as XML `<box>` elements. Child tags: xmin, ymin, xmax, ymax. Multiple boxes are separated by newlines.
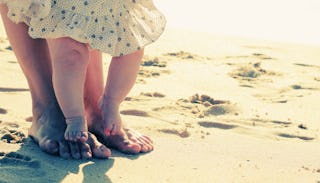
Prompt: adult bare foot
<box><xmin>87</xmin><ymin>107</ymin><xmax>153</xmax><ymax>154</ymax></box>
<box><xmin>29</xmin><ymin>104</ymin><xmax>111</xmax><ymax>159</ymax></box>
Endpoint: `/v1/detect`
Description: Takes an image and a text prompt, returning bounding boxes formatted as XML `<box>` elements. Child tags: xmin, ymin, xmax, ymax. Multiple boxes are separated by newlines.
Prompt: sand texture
<box><xmin>0</xmin><ymin>28</ymin><xmax>320</xmax><ymax>183</ymax></box>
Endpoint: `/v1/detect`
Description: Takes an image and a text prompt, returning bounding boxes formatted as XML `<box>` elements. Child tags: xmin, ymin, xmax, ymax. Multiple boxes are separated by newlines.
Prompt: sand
<box><xmin>0</xmin><ymin>27</ymin><xmax>320</xmax><ymax>183</ymax></box>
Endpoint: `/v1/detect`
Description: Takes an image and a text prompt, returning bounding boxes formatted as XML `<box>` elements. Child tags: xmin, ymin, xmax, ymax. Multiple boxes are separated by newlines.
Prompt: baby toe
<box><xmin>80</xmin><ymin>131</ymin><xmax>88</xmax><ymax>142</ymax></box>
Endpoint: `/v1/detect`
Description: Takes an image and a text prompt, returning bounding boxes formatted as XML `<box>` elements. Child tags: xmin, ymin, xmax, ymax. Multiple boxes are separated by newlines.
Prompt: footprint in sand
<box><xmin>0</xmin><ymin>152</ymin><xmax>40</xmax><ymax>168</ymax></box>
<box><xmin>0</xmin><ymin>128</ymin><xmax>26</xmax><ymax>144</ymax></box>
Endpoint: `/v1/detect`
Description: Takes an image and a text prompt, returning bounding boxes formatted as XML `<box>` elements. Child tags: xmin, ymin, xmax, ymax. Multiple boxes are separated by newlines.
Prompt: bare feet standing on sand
<box><xmin>0</xmin><ymin>5</ymin><xmax>111</xmax><ymax>159</ymax></box>
<box><xmin>85</xmin><ymin>50</ymin><xmax>154</xmax><ymax>154</ymax></box>
<box><xmin>0</xmin><ymin>4</ymin><xmax>154</xmax><ymax>157</ymax></box>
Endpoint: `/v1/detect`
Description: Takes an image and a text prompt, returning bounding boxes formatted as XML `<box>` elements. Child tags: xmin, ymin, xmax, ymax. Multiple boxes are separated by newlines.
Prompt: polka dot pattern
<box><xmin>1</xmin><ymin>0</ymin><xmax>166</xmax><ymax>56</ymax></box>
<box><xmin>0</xmin><ymin>0</ymin><xmax>51</xmax><ymax>23</ymax></box>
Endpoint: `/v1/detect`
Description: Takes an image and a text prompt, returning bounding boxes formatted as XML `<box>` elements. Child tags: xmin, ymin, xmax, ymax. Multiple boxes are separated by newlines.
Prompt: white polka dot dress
<box><xmin>1</xmin><ymin>0</ymin><xmax>166</xmax><ymax>56</ymax></box>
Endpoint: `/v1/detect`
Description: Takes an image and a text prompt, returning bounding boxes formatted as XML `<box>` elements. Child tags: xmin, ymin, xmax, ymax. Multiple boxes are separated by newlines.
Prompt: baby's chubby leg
<box><xmin>47</xmin><ymin>38</ymin><xmax>90</xmax><ymax>142</ymax></box>
<box><xmin>100</xmin><ymin>50</ymin><xmax>144</xmax><ymax>135</ymax></box>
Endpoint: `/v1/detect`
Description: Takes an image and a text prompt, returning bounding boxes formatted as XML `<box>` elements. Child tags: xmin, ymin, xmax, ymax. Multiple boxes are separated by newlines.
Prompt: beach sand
<box><xmin>0</xmin><ymin>27</ymin><xmax>320</xmax><ymax>183</ymax></box>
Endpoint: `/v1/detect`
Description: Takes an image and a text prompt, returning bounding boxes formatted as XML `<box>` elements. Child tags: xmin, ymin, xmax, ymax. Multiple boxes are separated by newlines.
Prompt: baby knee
<box><xmin>52</xmin><ymin>38</ymin><xmax>90</xmax><ymax>68</ymax></box>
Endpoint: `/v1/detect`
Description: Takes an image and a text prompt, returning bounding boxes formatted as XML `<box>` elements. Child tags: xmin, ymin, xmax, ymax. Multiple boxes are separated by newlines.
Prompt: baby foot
<box><xmin>99</xmin><ymin>98</ymin><xmax>122</xmax><ymax>136</ymax></box>
<box><xmin>64</xmin><ymin>116</ymin><xmax>88</xmax><ymax>142</ymax></box>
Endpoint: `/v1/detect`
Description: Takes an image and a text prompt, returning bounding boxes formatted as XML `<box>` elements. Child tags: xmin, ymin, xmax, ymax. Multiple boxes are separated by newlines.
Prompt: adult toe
<box><xmin>39</xmin><ymin>139</ymin><xmax>59</xmax><ymax>155</ymax></box>
<box><xmin>80</xmin><ymin>143</ymin><xmax>92</xmax><ymax>159</ymax></box>
<box><xmin>69</xmin><ymin>142</ymin><xmax>81</xmax><ymax>159</ymax></box>
<box><xmin>87</xmin><ymin>133</ymin><xmax>111</xmax><ymax>159</ymax></box>
<box><xmin>92</xmin><ymin>145</ymin><xmax>111</xmax><ymax>159</ymax></box>
<box><xmin>109</xmin><ymin>135</ymin><xmax>141</xmax><ymax>154</ymax></box>
<box><xmin>138</xmin><ymin>137</ymin><xmax>154</xmax><ymax>153</ymax></box>
<box><xmin>58</xmin><ymin>141</ymin><xmax>71</xmax><ymax>159</ymax></box>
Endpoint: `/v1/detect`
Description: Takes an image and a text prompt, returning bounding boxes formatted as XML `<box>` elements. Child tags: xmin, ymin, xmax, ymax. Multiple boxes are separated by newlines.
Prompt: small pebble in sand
<box><xmin>189</xmin><ymin>94</ymin><xmax>217</xmax><ymax>105</ymax></box>
<box><xmin>179</xmin><ymin>129</ymin><xmax>190</xmax><ymax>138</ymax></box>
<box><xmin>5</xmin><ymin>46</ymin><xmax>12</xmax><ymax>50</ymax></box>
<box><xmin>1</xmin><ymin>133</ymin><xmax>17</xmax><ymax>143</ymax></box>
<box><xmin>141</xmin><ymin>57</ymin><xmax>167</xmax><ymax>67</ymax></box>
<box><xmin>0</xmin><ymin>108</ymin><xmax>7</xmax><ymax>114</ymax></box>
<box><xmin>298</xmin><ymin>124</ymin><xmax>307</xmax><ymax>130</ymax></box>
<box><xmin>202</xmin><ymin>101</ymin><xmax>212</xmax><ymax>107</ymax></box>
<box><xmin>191</xmin><ymin>110</ymin><xmax>198</xmax><ymax>114</ymax></box>
<box><xmin>25</xmin><ymin>116</ymin><xmax>33</xmax><ymax>122</ymax></box>
<box><xmin>197</xmin><ymin>114</ymin><xmax>205</xmax><ymax>118</ymax></box>
<box><xmin>291</xmin><ymin>85</ymin><xmax>302</xmax><ymax>90</ymax></box>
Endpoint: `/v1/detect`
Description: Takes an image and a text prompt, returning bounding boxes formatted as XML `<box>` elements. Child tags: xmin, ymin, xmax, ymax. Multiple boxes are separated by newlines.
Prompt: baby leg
<box><xmin>100</xmin><ymin>49</ymin><xmax>144</xmax><ymax>135</ymax></box>
<box><xmin>47</xmin><ymin>38</ymin><xmax>90</xmax><ymax>142</ymax></box>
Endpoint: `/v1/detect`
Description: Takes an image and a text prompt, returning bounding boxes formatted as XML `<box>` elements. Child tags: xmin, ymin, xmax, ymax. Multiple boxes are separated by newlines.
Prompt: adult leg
<box><xmin>0</xmin><ymin>5</ymin><xmax>110</xmax><ymax>159</ymax></box>
<box><xmin>86</xmin><ymin>50</ymin><xmax>153</xmax><ymax>153</ymax></box>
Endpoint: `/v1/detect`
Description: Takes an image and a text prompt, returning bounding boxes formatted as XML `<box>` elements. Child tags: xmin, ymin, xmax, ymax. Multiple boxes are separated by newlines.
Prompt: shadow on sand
<box><xmin>0</xmin><ymin>138</ymin><xmax>117</xmax><ymax>183</ymax></box>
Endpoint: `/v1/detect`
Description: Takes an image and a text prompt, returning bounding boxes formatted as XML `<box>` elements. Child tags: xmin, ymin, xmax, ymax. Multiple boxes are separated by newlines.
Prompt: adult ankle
<box><xmin>32</xmin><ymin>100</ymin><xmax>60</xmax><ymax>120</ymax></box>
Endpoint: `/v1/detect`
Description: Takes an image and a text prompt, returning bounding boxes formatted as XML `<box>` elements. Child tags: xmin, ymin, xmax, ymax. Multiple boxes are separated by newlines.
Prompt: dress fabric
<box><xmin>0</xmin><ymin>0</ymin><xmax>166</xmax><ymax>56</ymax></box>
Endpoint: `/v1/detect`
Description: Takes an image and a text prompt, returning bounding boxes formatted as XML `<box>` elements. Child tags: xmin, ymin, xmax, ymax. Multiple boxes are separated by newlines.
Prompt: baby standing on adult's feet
<box><xmin>2</xmin><ymin>0</ymin><xmax>166</xmax><ymax>143</ymax></box>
